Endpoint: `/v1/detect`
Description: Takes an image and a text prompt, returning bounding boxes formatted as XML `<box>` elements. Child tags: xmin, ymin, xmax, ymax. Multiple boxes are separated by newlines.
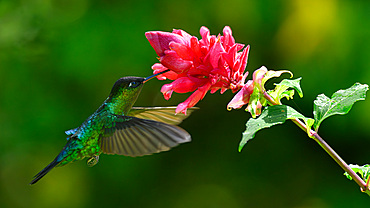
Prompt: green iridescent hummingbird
<box><xmin>30</xmin><ymin>70</ymin><xmax>196</xmax><ymax>185</ymax></box>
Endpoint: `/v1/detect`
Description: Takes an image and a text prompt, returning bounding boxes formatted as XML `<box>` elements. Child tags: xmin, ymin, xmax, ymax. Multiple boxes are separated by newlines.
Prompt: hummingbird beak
<box><xmin>143</xmin><ymin>69</ymin><xmax>170</xmax><ymax>83</ymax></box>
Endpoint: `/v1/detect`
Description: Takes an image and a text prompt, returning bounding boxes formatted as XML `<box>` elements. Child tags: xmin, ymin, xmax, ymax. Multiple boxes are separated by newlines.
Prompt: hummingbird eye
<box><xmin>128</xmin><ymin>81</ymin><xmax>140</xmax><ymax>88</ymax></box>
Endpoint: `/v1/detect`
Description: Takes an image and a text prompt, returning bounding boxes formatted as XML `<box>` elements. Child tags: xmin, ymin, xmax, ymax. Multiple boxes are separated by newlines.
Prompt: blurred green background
<box><xmin>1</xmin><ymin>0</ymin><xmax>370</xmax><ymax>207</ymax></box>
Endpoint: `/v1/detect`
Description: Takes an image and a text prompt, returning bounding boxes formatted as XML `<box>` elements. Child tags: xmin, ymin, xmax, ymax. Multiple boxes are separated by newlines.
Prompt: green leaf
<box><xmin>268</xmin><ymin>78</ymin><xmax>303</xmax><ymax>104</ymax></box>
<box><xmin>262</xmin><ymin>70</ymin><xmax>293</xmax><ymax>87</ymax></box>
<box><xmin>344</xmin><ymin>164</ymin><xmax>370</xmax><ymax>182</ymax></box>
<box><xmin>313</xmin><ymin>83</ymin><xmax>369</xmax><ymax>131</ymax></box>
<box><xmin>268</xmin><ymin>84</ymin><xmax>289</xmax><ymax>103</ymax></box>
<box><xmin>280</xmin><ymin>90</ymin><xmax>295</xmax><ymax>100</ymax></box>
<box><xmin>276</xmin><ymin>78</ymin><xmax>303</xmax><ymax>98</ymax></box>
<box><xmin>345</xmin><ymin>164</ymin><xmax>370</xmax><ymax>196</ymax></box>
<box><xmin>239</xmin><ymin>105</ymin><xmax>314</xmax><ymax>151</ymax></box>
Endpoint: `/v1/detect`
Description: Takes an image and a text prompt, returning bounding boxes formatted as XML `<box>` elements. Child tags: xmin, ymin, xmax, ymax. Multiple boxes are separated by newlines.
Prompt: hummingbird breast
<box><xmin>57</xmin><ymin>108</ymin><xmax>114</xmax><ymax>166</ymax></box>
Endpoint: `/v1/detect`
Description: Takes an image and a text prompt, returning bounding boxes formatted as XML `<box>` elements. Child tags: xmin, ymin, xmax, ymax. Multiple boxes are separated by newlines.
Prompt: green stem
<box><xmin>292</xmin><ymin>118</ymin><xmax>368</xmax><ymax>193</ymax></box>
<box><xmin>263</xmin><ymin>90</ymin><xmax>369</xmax><ymax>193</ymax></box>
<box><xmin>263</xmin><ymin>91</ymin><xmax>279</xmax><ymax>105</ymax></box>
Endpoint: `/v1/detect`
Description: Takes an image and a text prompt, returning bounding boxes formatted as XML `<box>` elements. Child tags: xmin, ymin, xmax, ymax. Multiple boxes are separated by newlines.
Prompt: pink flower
<box><xmin>146</xmin><ymin>26</ymin><xmax>250</xmax><ymax>114</ymax></box>
<box><xmin>227</xmin><ymin>80</ymin><xmax>254</xmax><ymax>110</ymax></box>
<box><xmin>252</xmin><ymin>66</ymin><xmax>268</xmax><ymax>90</ymax></box>
<box><xmin>227</xmin><ymin>66</ymin><xmax>269</xmax><ymax>117</ymax></box>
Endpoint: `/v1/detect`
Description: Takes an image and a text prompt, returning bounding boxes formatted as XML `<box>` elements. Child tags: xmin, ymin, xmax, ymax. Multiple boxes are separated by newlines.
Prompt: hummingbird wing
<box><xmin>100</xmin><ymin>116</ymin><xmax>191</xmax><ymax>157</ymax></box>
<box><xmin>65</xmin><ymin>128</ymin><xmax>78</xmax><ymax>136</ymax></box>
<box><xmin>128</xmin><ymin>106</ymin><xmax>198</xmax><ymax>125</ymax></box>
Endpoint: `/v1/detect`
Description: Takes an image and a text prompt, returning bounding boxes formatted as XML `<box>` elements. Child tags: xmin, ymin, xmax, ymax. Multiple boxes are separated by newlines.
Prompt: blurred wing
<box><xmin>128</xmin><ymin>106</ymin><xmax>198</xmax><ymax>125</ymax></box>
<box><xmin>100</xmin><ymin>116</ymin><xmax>191</xmax><ymax>157</ymax></box>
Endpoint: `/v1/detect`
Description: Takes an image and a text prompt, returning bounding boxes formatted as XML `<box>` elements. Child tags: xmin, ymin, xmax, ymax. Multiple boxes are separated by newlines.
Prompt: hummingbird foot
<box><xmin>87</xmin><ymin>155</ymin><xmax>99</xmax><ymax>167</ymax></box>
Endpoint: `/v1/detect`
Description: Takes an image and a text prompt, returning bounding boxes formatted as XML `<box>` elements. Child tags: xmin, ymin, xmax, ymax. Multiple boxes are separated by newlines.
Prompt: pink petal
<box><xmin>161</xmin><ymin>83</ymin><xmax>174</xmax><ymax>100</ymax></box>
<box><xmin>227</xmin><ymin>80</ymin><xmax>254</xmax><ymax>110</ymax></box>
<box><xmin>221</xmin><ymin>44</ymin><xmax>238</xmax><ymax>70</ymax></box>
<box><xmin>145</xmin><ymin>31</ymin><xmax>187</xmax><ymax>57</ymax></box>
<box><xmin>172</xmin><ymin>29</ymin><xmax>192</xmax><ymax>45</ymax></box>
<box><xmin>188</xmin><ymin>65</ymin><xmax>212</xmax><ymax>78</ymax></box>
<box><xmin>253</xmin><ymin>66</ymin><xmax>268</xmax><ymax>86</ymax></box>
<box><xmin>161</xmin><ymin>77</ymin><xmax>200</xmax><ymax>101</ymax></box>
<box><xmin>175</xmin><ymin>82</ymin><xmax>211</xmax><ymax>114</ymax></box>
<box><xmin>210</xmin><ymin>87</ymin><xmax>219</xmax><ymax>94</ymax></box>
<box><xmin>233</xmin><ymin>45</ymin><xmax>250</xmax><ymax>74</ymax></box>
<box><xmin>190</xmin><ymin>36</ymin><xmax>202</xmax><ymax>60</ymax></box>
<box><xmin>187</xmin><ymin>75</ymin><xmax>208</xmax><ymax>86</ymax></box>
<box><xmin>160</xmin><ymin>50</ymin><xmax>193</xmax><ymax>74</ymax></box>
<box><xmin>211</xmin><ymin>68</ymin><xmax>228</xmax><ymax>77</ymax></box>
<box><xmin>239</xmin><ymin>71</ymin><xmax>249</xmax><ymax>87</ymax></box>
<box><xmin>169</xmin><ymin>42</ymin><xmax>194</xmax><ymax>60</ymax></box>
<box><xmin>209</xmin><ymin>80</ymin><xmax>228</xmax><ymax>94</ymax></box>
<box><xmin>200</xmin><ymin>26</ymin><xmax>210</xmax><ymax>44</ymax></box>
<box><xmin>222</xmin><ymin>26</ymin><xmax>235</xmax><ymax>50</ymax></box>
<box><xmin>235</xmin><ymin>43</ymin><xmax>245</xmax><ymax>51</ymax></box>
<box><xmin>152</xmin><ymin>63</ymin><xmax>169</xmax><ymax>80</ymax></box>
<box><xmin>209</xmin><ymin>35</ymin><xmax>216</xmax><ymax>48</ymax></box>
<box><xmin>171</xmin><ymin>77</ymin><xmax>199</xmax><ymax>93</ymax></box>
<box><xmin>209</xmin><ymin>39</ymin><xmax>225</xmax><ymax>69</ymax></box>
<box><xmin>220</xmin><ymin>87</ymin><xmax>228</xmax><ymax>94</ymax></box>
<box><xmin>237</xmin><ymin>45</ymin><xmax>250</xmax><ymax>74</ymax></box>
<box><xmin>232</xmin><ymin>71</ymin><xmax>241</xmax><ymax>84</ymax></box>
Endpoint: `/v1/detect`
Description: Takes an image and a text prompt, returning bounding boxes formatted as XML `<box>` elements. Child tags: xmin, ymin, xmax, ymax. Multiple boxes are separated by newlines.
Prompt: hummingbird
<box><xmin>30</xmin><ymin>70</ymin><xmax>196</xmax><ymax>185</ymax></box>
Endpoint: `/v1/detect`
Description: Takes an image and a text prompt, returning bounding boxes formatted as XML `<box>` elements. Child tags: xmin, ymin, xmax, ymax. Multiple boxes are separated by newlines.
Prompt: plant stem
<box><xmin>263</xmin><ymin>89</ymin><xmax>370</xmax><ymax>193</ymax></box>
<box><xmin>292</xmin><ymin>118</ymin><xmax>369</xmax><ymax>193</ymax></box>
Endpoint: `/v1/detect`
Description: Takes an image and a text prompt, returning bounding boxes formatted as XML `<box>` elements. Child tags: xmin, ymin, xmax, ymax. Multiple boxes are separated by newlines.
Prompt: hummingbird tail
<box><xmin>29</xmin><ymin>158</ymin><xmax>60</xmax><ymax>185</ymax></box>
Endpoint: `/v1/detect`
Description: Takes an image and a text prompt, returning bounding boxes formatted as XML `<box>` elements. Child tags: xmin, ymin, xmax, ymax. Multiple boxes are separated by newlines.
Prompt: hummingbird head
<box><xmin>109</xmin><ymin>76</ymin><xmax>145</xmax><ymax>99</ymax></box>
<box><xmin>107</xmin><ymin>70</ymin><xmax>170</xmax><ymax>115</ymax></box>
<box><xmin>110</xmin><ymin>69</ymin><xmax>170</xmax><ymax>97</ymax></box>
<box><xmin>109</xmin><ymin>69</ymin><xmax>170</xmax><ymax>98</ymax></box>
<box><xmin>106</xmin><ymin>76</ymin><xmax>146</xmax><ymax>115</ymax></box>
